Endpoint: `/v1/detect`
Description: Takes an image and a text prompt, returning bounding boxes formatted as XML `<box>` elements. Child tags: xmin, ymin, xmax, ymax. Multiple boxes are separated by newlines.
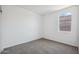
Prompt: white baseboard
<box><xmin>2</xmin><ymin>37</ymin><xmax>42</xmax><ymax>50</ymax></box>
<box><xmin>43</xmin><ymin>37</ymin><xmax>78</xmax><ymax>47</ymax></box>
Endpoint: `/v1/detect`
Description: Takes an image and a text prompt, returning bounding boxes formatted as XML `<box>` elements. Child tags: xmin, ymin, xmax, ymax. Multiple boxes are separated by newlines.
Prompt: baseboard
<box><xmin>2</xmin><ymin>37</ymin><xmax>42</xmax><ymax>52</ymax></box>
<box><xmin>1</xmin><ymin>37</ymin><xmax>78</xmax><ymax>54</ymax></box>
<box><xmin>2</xmin><ymin>37</ymin><xmax>78</xmax><ymax>49</ymax></box>
<box><xmin>42</xmin><ymin>37</ymin><xmax>78</xmax><ymax>48</ymax></box>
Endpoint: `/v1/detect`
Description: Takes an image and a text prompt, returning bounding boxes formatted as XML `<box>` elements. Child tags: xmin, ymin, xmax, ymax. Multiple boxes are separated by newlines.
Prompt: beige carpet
<box><xmin>1</xmin><ymin>38</ymin><xmax>78</xmax><ymax>54</ymax></box>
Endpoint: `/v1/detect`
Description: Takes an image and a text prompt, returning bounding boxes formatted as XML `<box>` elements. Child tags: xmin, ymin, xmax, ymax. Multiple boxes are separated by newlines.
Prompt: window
<box><xmin>59</xmin><ymin>12</ymin><xmax>72</xmax><ymax>32</ymax></box>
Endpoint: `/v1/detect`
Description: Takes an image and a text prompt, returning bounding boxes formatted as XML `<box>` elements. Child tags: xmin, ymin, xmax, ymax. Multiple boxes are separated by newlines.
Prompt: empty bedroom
<box><xmin>0</xmin><ymin>5</ymin><xmax>79</xmax><ymax>54</ymax></box>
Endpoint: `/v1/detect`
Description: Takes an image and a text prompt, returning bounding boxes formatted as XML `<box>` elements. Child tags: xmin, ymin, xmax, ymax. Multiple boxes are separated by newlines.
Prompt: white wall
<box><xmin>1</xmin><ymin>5</ymin><xmax>42</xmax><ymax>49</ymax></box>
<box><xmin>43</xmin><ymin>6</ymin><xmax>78</xmax><ymax>46</ymax></box>
<box><xmin>77</xmin><ymin>6</ymin><xmax>79</xmax><ymax>52</ymax></box>
<box><xmin>0</xmin><ymin>10</ymin><xmax>2</xmax><ymax>52</ymax></box>
<box><xmin>1</xmin><ymin>5</ymin><xmax>78</xmax><ymax>51</ymax></box>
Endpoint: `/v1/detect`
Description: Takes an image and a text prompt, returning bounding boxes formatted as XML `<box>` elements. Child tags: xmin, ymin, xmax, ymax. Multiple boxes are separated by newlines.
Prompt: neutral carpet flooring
<box><xmin>1</xmin><ymin>38</ymin><xmax>78</xmax><ymax>54</ymax></box>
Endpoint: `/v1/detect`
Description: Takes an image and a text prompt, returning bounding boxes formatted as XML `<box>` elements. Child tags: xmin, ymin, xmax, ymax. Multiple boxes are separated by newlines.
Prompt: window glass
<box><xmin>59</xmin><ymin>12</ymin><xmax>72</xmax><ymax>32</ymax></box>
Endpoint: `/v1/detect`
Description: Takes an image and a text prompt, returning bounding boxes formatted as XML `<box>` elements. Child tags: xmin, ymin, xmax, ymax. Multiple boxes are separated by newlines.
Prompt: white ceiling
<box><xmin>17</xmin><ymin>5</ymin><xmax>72</xmax><ymax>15</ymax></box>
